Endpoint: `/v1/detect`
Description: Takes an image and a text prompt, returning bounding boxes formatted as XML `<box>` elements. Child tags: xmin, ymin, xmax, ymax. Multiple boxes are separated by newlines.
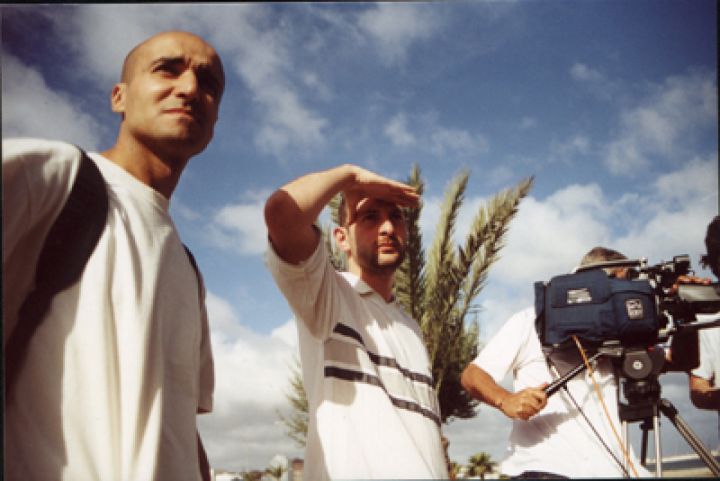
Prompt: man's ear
<box><xmin>333</xmin><ymin>226</ymin><xmax>351</xmax><ymax>255</ymax></box>
<box><xmin>110</xmin><ymin>83</ymin><xmax>127</xmax><ymax>115</ymax></box>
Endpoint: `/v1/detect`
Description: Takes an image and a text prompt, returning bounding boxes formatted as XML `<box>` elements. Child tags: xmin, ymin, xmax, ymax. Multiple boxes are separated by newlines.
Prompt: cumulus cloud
<box><xmin>357</xmin><ymin>3</ymin><xmax>441</xmax><ymax>66</ymax></box>
<box><xmin>385</xmin><ymin>111</ymin><xmax>490</xmax><ymax>158</ymax></box>
<box><xmin>569</xmin><ymin>62</ymin><xmax>618</xmax><ymax>99</ymax></box>
<box><xmin>605</xmin><ymin>70</ymin><xmax>717</xmax><ymax>176</ymax></box>
<box><xmin>206</xmin><ymin>7</ymin><xmax>329</xmax><ymax>157</ymax></box>
<box><xmin>1</xmin><ymin>53</ymin><xmax>107</xmax><ymax>149</ymax></box>
<box><xmin>430</xmin><ymin>127</ymin><xmax>490</xmax><ymax>157</ymax></box>
<box><xmin>199</xmin><ymin>291</ymin><xmax>301</xmax><ymax>471</ymax></box>
<box><xmin>548</xmin><ymin>135</ymin><xmax>591</xmax><ymax>164</ymax></box>
<box><xmin>385</xmin><ymin>113</ymin><xmax>417</xmax><ymax>146</ymax></box>
<box><xmin>570</xmin><ymin>62</ymin><xmax>604</xmax><ymax>83</ymax></box>
<box><xmin>208</xmin><ymin>192</ymin><xmax>270</xmax><ymax>256</ymax></box>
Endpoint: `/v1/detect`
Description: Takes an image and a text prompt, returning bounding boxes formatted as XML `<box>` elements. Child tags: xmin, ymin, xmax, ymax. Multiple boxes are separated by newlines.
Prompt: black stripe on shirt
<box><xmin>332</xmin><ymin>323</ymin><xmax>434</xmax><ymax>387</ymax></box>
<box><xmin>324</xmin><ymin>366</ymin><xmax>441</xmax><ymax>426</ymax></box>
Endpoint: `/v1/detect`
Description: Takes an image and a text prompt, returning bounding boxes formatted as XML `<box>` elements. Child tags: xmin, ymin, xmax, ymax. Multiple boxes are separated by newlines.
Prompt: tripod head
<box><xmin>542</xmin><ymin>343</ymin><xmax>665</xmax><ymax>398</ymax></box>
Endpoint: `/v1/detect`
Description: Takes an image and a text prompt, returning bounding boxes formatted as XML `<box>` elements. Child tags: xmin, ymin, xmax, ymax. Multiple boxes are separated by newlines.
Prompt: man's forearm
<box><xmin>461</xmin><ymin>363</ymin><xmax>548</xmax><ymax>420</ymax></box>
<box><xmin>461</xmin><ymin>363</ymin><xmax>510</xmax><ymax>410</ymax></box>
<box><xmin>265</xmin><ymin>165</ymin><xmax>358</xmax><ymax>264</ymax></box>
<box><xmin>271</xmin><ymin>165</ymin><xmax>357</xmax><ymax>230</ymax></box>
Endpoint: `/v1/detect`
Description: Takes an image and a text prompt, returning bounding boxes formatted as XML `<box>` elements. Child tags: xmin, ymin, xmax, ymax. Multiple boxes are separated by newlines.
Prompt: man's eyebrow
<box><xmin>149</xmin><ymin>56</ymin><xmax>185</xmax><ymax>68</ymax></box>
<box><xmin>150</xmin><ymin>56</ymin><xmax>223</xmax><ymax>85</ymax></box>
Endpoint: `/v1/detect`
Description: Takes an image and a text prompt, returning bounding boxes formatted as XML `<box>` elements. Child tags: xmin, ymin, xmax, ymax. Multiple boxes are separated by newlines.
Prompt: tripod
<box><xmin>619</xmin><ymin>376</ymin><xmax>720</xmax><ymax>477</ymax></box>
<box><xmin>545</xmin><ymin>347</ymin><xmax>720</xmax><ymax>477</ymax></box>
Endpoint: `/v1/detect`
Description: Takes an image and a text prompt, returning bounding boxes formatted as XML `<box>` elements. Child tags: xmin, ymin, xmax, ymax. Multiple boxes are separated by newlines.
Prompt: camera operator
<box><xmin>689</xmin><ymin>216</ymin><xmax>720</xmax><ymax>442</ymax></box>
<box><xmin>461</xmin><ymin>247</ymin><xmax>652</xmax><ymax>479</ymax></box>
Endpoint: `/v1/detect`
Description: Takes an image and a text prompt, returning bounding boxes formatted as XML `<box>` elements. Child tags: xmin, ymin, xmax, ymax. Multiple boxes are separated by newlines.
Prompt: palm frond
<box><xmin>395</xmin><ymin>164</ymin><xmax>426</xmax><ymax>321</ymax></box>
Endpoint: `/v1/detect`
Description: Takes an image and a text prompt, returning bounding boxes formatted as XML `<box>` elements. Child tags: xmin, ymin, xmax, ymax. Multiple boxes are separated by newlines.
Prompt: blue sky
<box><xmin>2</xmin><ymin>1</ymin><xmax>718</xmax><ymax>474</ymax></box>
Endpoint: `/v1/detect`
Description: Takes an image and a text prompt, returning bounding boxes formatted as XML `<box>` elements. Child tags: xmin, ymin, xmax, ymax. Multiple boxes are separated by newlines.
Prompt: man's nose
<box><xmin>176</xmin><ymin>70</ymin><xmax>199</xmax><ymax>99</ymax></box>
<box><xmin>378</xmin><ymin>215</ymin><xmax>395</xmax><ymax>235</ymax></box>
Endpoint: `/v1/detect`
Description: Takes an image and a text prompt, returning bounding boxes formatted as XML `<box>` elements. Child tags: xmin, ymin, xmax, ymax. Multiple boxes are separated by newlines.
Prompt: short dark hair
<box><xmin>337</xmin><ymin>193</ymin><xmax>349</xmax><ymax>227</ymax></box>
<box><xmin>703</xmin><ymin>216</ymin><xmax>720</xmax><ymax>278</ymax></box>
<box><xmin>579</xmin><ymin>246</ymin><xmax>627</xmax><ymax>267</ymax></box>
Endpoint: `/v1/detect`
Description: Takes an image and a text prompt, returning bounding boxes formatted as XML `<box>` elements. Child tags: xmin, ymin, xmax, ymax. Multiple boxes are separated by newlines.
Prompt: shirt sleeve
<box><xmin>691</xmin><ymin>327</ymin><xmax>719</xmax><ymax>384</ymax></box>
<box><xmin>472</xmin><ymin>307</ymin><xmax>537</xmax><ymax>384</ymax></box>
<box><xmin>265</xmin><ymin>239</ymin><xmax>348</xmax><ymax>341</ymax></box>
<box><xmin>2</xmin><ymin>138</ymin><xmax>81</xmax><ymax>263</ymax></box>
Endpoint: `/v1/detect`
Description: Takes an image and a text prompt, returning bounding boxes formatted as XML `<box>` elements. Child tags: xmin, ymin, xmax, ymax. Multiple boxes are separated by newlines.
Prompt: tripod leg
<box><xmin>622</xmin><ymin>420</ymin><xmax>630</xmax><ymax>477</ymax></box>
<box><xmin>658</xmin><ymin>398</ymin><xmax>720</xmax><ymax>476</ymax></box>
<box><xmin>639</xmin><ymin>419</ymin><xmax>651</xmax><ymax>465</ymax></box>
<box><xmin>653</xmin><ymin>413</ymin><xmax>662</xmax><ymax>478</ymax></box>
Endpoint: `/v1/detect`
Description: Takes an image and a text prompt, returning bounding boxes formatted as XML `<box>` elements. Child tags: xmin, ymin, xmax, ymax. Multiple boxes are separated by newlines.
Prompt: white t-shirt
<box><xmin>473</xmin><ymin>307</ymin><xmax>651</xmax><ymax>478</ymax></box>
<box><xmin>692</xmin><ymin>326</ymin><xmax>720</xmax><ymax>386</ymax></box>
<box><xmin>266</xmin><ymin>241</ymin><xmax>448</xmax><ymax>480</ymax></box>
<box><xmin>691</xmin><ymin>325</ymin><xmax>720</xmax><ymax>438</ymax></box>
<box><xmin>3</xmin><ymin>138</ymin><xmax>214</xmax><ymax>481</ymax></box>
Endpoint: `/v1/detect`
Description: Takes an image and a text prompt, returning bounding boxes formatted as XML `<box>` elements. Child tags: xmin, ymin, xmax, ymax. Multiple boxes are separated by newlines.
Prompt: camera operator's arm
<box><xmin>689</xmin><ymin>375</ymin><xmax>720</xmax><ymax>410</ymax></box>
<box><xmin>461</xmin><ymin>363</ymin><xmax>548</xmax><ymax>421</ymax></box>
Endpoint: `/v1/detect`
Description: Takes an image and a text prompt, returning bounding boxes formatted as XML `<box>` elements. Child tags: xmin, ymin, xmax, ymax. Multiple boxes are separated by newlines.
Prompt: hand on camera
<box><xmin>670</xmin><ymin>274</ymin><xmax>711</xmax><ymax>295</ymax></box>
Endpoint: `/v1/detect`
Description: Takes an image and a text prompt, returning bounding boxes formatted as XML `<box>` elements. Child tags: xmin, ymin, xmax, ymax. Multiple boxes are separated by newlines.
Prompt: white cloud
<box><xmin>570</xmin><ymin>62</ymin><xmax>604</xmax><ymax>83</ymax></box>
<box><xmin>357</xmin><ymin>3</ymin><xmax>441</xmax><ymax>66</ymax></box>
<box><xmin>569</xmin><ymin>62</ymin><xmax>617</xmax><ymax>99</ymax></box>
<box><xmin>605</xmin><ymin>70</ymin><xmax>717</xmax><ymax>175</ymax></box>
<box><xmin>384</xmin><ymin>113</ymin><xmax>416</xmax><ymax>146</ymax></box>
<box><xmin>613</xmin><ymin>156</ymin><xmax>717</xmax><ymax>263</ymax></box>
<box><xmin>430</xmin><ymin>127</ymin><xmax>489</xmax><ymax>157</ymax></box>
<box><xmin>549</xmin><ymin>135</ymin><xmax>591</xmax><ymax>164</ymax></box>
<box><xmin>209</xmin><ymin>192</ymin><xmax>270</xmax><ymax>256</ymax></box>
<box><xmin>385</xmin><ymin>111</ymin><xmax>490</xmax><ymax>158</ymax></box>
<box><xmin>301</xmin><ymin>71</ymin><xmax>332</xmax><ymax>101</ymax></box>
<box><xmin>1</xmin><ymin>53</ymin><xmax>106</xmax><ymax>149</ymax></box>
<box><xmin>200</xmin><ymin>291</ymin><xmax>301</xmax><ymax>471</ymax></box>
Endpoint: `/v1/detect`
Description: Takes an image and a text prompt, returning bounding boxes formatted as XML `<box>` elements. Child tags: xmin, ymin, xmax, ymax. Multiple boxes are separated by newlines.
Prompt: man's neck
<box><xmin>101</xmin><ymin>136</ymin><xmax>189</xmax><ymax>199</ymax></box>
<box><xmin>349</xmin><ymin>264</ymin><xmax>395</xmax><ymax>302</ymax></box>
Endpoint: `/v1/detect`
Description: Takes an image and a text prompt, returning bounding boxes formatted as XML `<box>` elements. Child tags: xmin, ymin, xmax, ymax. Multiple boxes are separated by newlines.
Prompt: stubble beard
<box><xmin>357</xmin><ymin>240</ymin><xmax>406</xmax><ymax>275</ymax></box>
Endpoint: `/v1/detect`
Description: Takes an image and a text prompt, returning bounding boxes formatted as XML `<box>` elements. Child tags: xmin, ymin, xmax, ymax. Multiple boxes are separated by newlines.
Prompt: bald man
<box><xmin>3</xmin><ymin>32</ymin><xmax>225</xmax><ymax>481</ymax></box>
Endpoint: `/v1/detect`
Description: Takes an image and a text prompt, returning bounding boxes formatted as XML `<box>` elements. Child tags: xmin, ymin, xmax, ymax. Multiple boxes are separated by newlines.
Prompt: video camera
<box><xmin>535</xmin><ymin>255</ymin><xmax>720</xmax><ymax>350</ymax></box>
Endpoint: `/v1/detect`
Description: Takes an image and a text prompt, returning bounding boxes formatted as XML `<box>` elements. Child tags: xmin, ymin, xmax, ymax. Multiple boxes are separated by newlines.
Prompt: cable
<box><xmin>546</xmin><ymin>359</ymin><xmax>630</xmax><ymax>478</ymax></box>
<box><xmin>572</xmin><ymin>335</ymin><xmax>639</xmax><ymax>478</ymax></box>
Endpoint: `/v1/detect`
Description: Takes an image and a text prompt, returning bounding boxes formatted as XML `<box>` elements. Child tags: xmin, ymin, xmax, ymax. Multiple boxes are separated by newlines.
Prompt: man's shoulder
<box><xmin>3</xmin><ymin>138</ymin><xmax>83</xmax><ymax>161</ymax></box>
<box><xmin>2</xmin><ymin>138</ymin><xmax>86</xmax><ymax>182</ymax></box>
<box><xmin>509</xmin><ymin>306</ymin><xmax>537</xmax><ymax>324</ymax></box>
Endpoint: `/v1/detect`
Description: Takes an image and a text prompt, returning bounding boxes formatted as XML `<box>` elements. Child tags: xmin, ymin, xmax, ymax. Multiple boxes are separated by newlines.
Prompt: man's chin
<box><xmin>375</xmin><ymin>253</ymin><xmax>404</xmax><ymax>270</ymax></box>
<box><xmin>158</xmin><ymin>132</ymin><xmax>212</xmax><ymax>157</ymax></box>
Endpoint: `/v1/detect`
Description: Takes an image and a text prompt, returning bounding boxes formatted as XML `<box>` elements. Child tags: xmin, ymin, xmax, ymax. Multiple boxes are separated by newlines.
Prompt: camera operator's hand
<box><xmin>670</xmin><ymin>274</ymin><xmax>711</xmax><ymax>295</ymax></box>
<box><xmin>499</xmin><ymin>385</ymin><xmax>548</xmax><ymax>420</ymax></box>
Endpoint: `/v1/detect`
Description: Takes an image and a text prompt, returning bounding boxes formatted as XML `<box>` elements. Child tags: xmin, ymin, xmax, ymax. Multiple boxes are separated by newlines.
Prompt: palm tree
<box><xmin>276</xmin><ymin>357</ymin><xmax>308</xmax><ymax>448</ymax></box>
<box><xmin>466</xmin><ymin>452</ymin><xmax>497</xmax><ymax>479</ymax></box>
<box><xmin>265</xmin><ymin>462</ymin><xmax>287</xmax><ymax>481</ymax></box>
<box><xmin>240</xmin><ymin>471</ymin><xmax>263</xmax><ymax>481</ymax></box>
<box><xmin>398</xmin><ymin>166</ymin><xmax>533</xmax><ymax>422</ymax></box>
